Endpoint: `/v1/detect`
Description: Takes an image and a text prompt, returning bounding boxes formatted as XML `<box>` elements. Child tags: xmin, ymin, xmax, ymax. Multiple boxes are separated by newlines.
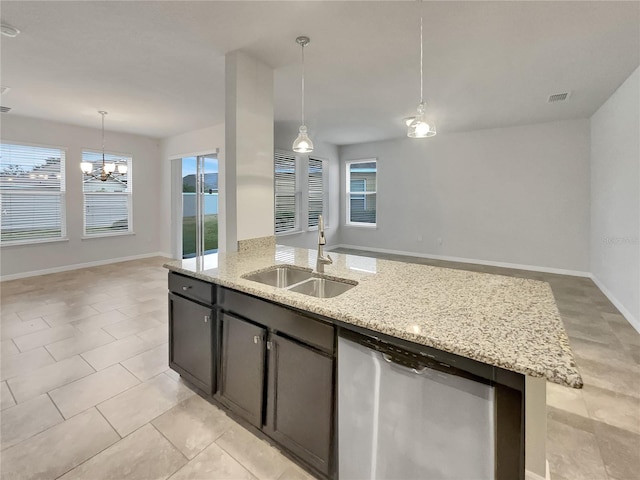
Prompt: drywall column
<box><xmin>224</xmin><ymin>51</ymin><xmax>275</xmax><ymax>251</ymax></box>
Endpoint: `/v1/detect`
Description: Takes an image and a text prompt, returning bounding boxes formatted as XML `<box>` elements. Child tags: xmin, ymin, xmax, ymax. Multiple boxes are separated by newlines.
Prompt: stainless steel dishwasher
<box><xmin>338</xmin><ymin>331</ymin><xmax>496</xmax><ymax>480</ymax></box>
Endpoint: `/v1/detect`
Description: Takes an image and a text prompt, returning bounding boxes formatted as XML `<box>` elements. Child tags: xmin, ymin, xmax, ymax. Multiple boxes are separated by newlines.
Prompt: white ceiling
<box><xmin>1</xmin><ymin>1</ymin><xmax>639</xmax><ymax>145</ymax></box>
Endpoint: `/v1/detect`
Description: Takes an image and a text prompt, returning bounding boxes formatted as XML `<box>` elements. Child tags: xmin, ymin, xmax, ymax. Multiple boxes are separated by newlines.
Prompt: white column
<box><xmin>224</xmin><ymin>50</ymin><xmax>275</xmax><ymax>251</ymax></box>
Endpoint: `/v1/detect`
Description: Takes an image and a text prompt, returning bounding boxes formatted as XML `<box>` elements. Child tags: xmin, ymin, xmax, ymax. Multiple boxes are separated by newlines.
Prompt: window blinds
<box><xmin>0</xmin><ymin>143</ymin><xmax>66</xmax><ymax>244</ymax></box>
<box><xmin>82</xmin><ymin>151</ymin><xmax>131</xmax><ymax>236</ymax></box>
<box><xmin>308</xmin><ymin>157</ymin><xmax>323</xmax><ymax>227</ymax></box>
<box><xmin>274</xmin><ymin>152</ymin><xmax>297</xmax><ymax>234</ymax></box>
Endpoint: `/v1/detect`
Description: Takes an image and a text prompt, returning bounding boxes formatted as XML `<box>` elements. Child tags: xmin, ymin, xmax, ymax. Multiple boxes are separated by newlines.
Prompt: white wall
<box><xmin>590</xmin><ymin>66</ymin><xmax>640</xmax><ymax>330</ymax></box>
<box><xmin>1</xmin><ymin>115</ymin><xmax>162</xmax><ymax>278</ymax></box>
<box><xmin>159</xmin><ymin>123</ymin><xmax>225</xmax><ymax>257</ymax></box>
<box><xmin>274</xmin><ymin>122</ymin><xmax>340</xmax><ymax>249</ymax></box>
<box><xmin>338</xmin><ymin>119</ymin><xmax>591</xmax><ymax>274</ymax></box>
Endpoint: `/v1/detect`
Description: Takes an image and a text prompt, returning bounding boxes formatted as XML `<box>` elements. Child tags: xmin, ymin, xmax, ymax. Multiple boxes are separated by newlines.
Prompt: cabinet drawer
<box><xmin>169</xmin><ymin>272</ymin><xmax>216</xmax><ymax>305</ymax></box>
<box><xmin>219</xmin><ymin>287</ymin><xmax>334</xmax><ymax>354</ymax></box>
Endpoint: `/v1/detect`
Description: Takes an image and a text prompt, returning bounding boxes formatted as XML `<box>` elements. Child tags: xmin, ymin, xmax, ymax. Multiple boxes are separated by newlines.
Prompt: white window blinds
<box><xmin>0</xmin><ymin>143</ymin><xmax>66</xmax><ymax>244</ymax></box>
<box><xmin>347</xmin><ymin>160</ymin><xmax>377</xmax><ymax>225</ymax></box>
<box><xmin>308</xmin><ymin>157</ymin><xmax>323</xmax><ymax>228</ymax></box>
<box><xmin>274</xmin><ymin>152</ymin><xmax>297</xmax><ymax>234</ymax></box>
<box><xmin>82</xmin><ymin>151</ymin><xmax>132</xmax><ymax>236</ymax></box>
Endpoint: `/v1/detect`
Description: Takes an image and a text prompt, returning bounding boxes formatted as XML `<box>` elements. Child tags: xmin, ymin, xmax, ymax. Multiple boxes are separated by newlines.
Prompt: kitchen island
<box><xmin>164</xmin><ymin>242</ymin><xmax>582</xmax><ymax>480</ymax></box>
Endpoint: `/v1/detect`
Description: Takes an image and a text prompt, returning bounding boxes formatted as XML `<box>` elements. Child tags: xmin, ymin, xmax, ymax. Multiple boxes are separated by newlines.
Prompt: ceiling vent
<box><xmin>547</xmin><ymin>92</ymin><xmax>571</xmax><ymax>103</ymax></box>
<box><xmin>0</xmin><ymin>106</ymin><xmax>12</xmax><ymax>113</ymax></box>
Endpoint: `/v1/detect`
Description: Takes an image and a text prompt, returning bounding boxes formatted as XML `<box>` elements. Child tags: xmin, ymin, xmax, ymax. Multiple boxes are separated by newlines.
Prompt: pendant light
<box><xmin>407</xmin><ymin>1</ymin><xmax>436</xmax><ymax>138</ymax></box>
<box><xmin>292</xmin><ymin>36</ymin><xmax>314</xmax><ymax>153</ymax></box>
<box><xmin>80</xmin><ymin>111</ymin><xmax>128</xmax><ymax>182</ymax></box>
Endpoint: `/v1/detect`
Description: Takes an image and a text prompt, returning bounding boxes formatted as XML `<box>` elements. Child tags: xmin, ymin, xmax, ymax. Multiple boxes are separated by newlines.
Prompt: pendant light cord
<box><xmin>301</xmin><ymin>42</ymin><xmax>306</xmax><ymax>126</ymax></box>
<box><xmin>101</xmin><ymin>112</ymin><xmax>106</xmax><ymax>166</ymax></box>
<box><xmin>419</xmin><ymin>4</ymin><xmax>424</xmax><ymax>104</ymax></box>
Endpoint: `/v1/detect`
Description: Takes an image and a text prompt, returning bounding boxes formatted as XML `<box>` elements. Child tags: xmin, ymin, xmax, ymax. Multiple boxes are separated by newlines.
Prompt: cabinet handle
<box><xmin>253</xmin><ymin>335</ymin><xmax>260</xmax><ymax>344</ymax></box>
<box><xmin>266</xmin><ymin>340</ymin><xmax>273</xmax><ymax>350</ymax></box>
<box><xmin>204</xmin><ymin>315</ymin><xmax>209</xmax><ymax>323</ymax></box>
<box><xmin>182</xmin><ymin>286</ymin><xmax>191</xmax><ymax>291</ymax></box>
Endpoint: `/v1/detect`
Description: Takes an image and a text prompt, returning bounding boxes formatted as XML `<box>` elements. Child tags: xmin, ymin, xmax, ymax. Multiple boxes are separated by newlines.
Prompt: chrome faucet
<box><xmin>316</xmin><ymin>215</ymin><xmax>333</xmax><ymax>273</ymax></box>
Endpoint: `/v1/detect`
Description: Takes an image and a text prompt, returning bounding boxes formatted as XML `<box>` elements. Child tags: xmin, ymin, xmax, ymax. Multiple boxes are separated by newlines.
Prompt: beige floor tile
<box><xmin>169</xmin><ymin>442</ymin><xmax>255</xmax><ymax>480</ymax></box>
<box><xmin>81</xmin><ymin>334</ymin><xmax>152</xmax><ymax>370</ymax></box>
<box><xmin>278</xmin><ymin>464</ymin><xmax>317</xmax><ymax>480</ymax></box>
<box><xmin>217</xmin><ymin>425</ymin><xmax>291</xmax><ymax>480</ymax></box>
<box><xmin>45</xmin><ymin>329</ymin><xmax>116</xmax><ymax>361</ymax></box>
<box><xmin>1</xmin><ymin>393</ymin><xmax>63</xmax><ymax>450</ymax></box>
<box><xmin>1</xmin><ymin>381</ymin><xmax>16</xmax><ymax>410</ymax></box>
<box><xmin>59</xmin><ymin>424</ymin><xmax>187</xmax><ymax>480</ymax></box>
<box><xmin>121</xmin><ymin>343</ymin><xmax>169</xmax><ymax>381</ymax></box>
<box><xmin>0</xmin><ymin>318</ymin><xmax>49</xmax><ymax>340</ymax></box>
<box><xmin>583</xmin><ymin>385</ymin><xmax>640</xmax><ymax>435</ymax></box>
<box><xmin>49</xmin><ymin>364</ymin><xmax>140</xmax><ymax>419</ymax></box>
<box><xmin>1</xmin><ymin>339</ymin><xmax>19</xmax><ymax>357</ymax></box>
<box><xmin>42</xmin><ymin>304</ymin><xmax>101</xmax><ymax>328</ymax></box>
<box><xmin>0</xmin><ymin>408</ymin><xmax>119</xmax><ymax>480</ymax></box>
<box><xmin>8</xmin><ymin>355</ymin><xmax>95</xmax><ymax>403</ymax></box>
<box><xmin>103</xmin><ymin>316</ymin><xmax>163</xmax><ymax>339</ymax></box>
<box><xmin>15</xmin><ymin>301</ymin><xmax>68</xmax><ymax>321</ymax></box>
<box><xmin>118</xmin><ymin>299</ymin><xmax>165</xmax><ymax>318</ymax></box>
<box><xmin>546</xmin><ymin>418</ymin><xmax>609</xmax><ymax>480</ymax></box>
<box><xmin>153</xmin><ymin>395</ymin><xmax>234</xmax><ymax>459</ymax></box>
<box><xmin>546</xmin><ymin>381</ymin><xmax>589</xmax><ymax>418</ymax></box>
<box><xmin>569</xmin><ymin>336</ymin><xmax>638</xmax><ymax>370</ymax></box>
<box><xmin>577</xmin><ymin>357</ymin><xmax>640</xmax><ymax>399</ymax></box>
<box><xmin>13</xmin><ymin>324</ymin><xmax>77</xmax><ymax>352</ymax></box>
<box><xmin>97</xmin><ymin>373</ymin><xmax>194</xmax><ymax>436</ymax></box>
<box><xmin>70</xmin><ymin>309</ymin><xmax>130</xmax><ymax>333</ymax></box>
<box><xmin>593</xmin><ymin>421</ymin><xmax>640</xmax><ymax>480</ymax></box>
<box><xmin>547</xmin><ymin>406</ymin><xmax>595</xmax><ymax>434</ymax></box>
<box><xmin>0</xmin><ymin>347</ymin><xmax>55</xmax><ymax>381</ymax></box>
<box><xmin>609</xmin><ymin>320</ymin><xmax>640</xmax><ymax>347</ymax></box>
<box><xmin>137</xmin><ymin>323</ymin><xmax>169</xmax><ymax>347</ymax></box>
<box><xmin>89</xmin><ymin>296</ymin><xmax>142</xmax><ymax>314</ymax></box>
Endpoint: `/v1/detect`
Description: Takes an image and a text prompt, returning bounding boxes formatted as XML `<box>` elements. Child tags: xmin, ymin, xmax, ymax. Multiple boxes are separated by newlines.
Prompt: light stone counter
<box><xmin>164</xmin><ymin>245</ymin><xmax>583</xmax><ymax>388</ymax></box>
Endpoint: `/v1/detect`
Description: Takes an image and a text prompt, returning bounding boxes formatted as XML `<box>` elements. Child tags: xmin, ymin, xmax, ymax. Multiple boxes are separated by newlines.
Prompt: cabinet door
<box><xmin>169</xmin><ymin>293</ymin><xmax>213</xmax><ymax>394</ymax></box>
<box><xmin>265</xmin><ymin>333</ymin><xmax>334</xmax><ymax>476</ymax></box>
<box><xmin>217</xmin><ymin>313</ymin><xmax>266</xmax><ymax>428</ymax></box>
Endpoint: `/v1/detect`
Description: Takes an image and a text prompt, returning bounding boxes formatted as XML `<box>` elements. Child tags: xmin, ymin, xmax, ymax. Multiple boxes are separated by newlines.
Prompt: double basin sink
<box><xmin>242</xmin><ymin>265</ymin><xmax>357</xmax><ymax>299</ymax></box>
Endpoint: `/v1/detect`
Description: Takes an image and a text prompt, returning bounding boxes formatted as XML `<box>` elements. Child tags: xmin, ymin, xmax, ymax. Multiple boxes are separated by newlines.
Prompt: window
<box><xmin>0</xmin><ymin>143</ymin><xmax>66</xmax><ymax>245</ymax></box>
<box><xmin>308</xmin><ymin>157</ymin><xmax>324</xmax><ymax>228</ymax></box>
<box><xmin>346</xmin><ymin>159</ymin><xmax>376</xmax><ymax>226</ymax></box>
<box><xmin>82</xmin><ymin>151</ymin><xmax>132</xmax><ymax>236</ymax></box>
<box><xmin>274</xmin><ymin>151</ymin><xmax>297</xmax><ymax>234</ymax></box>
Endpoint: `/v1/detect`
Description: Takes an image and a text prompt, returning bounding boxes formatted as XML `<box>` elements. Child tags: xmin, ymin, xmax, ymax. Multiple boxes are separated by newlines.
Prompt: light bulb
<box><xmin>117</xmin><ymin>164</ymin><xmax>128</xmax><ymax>174</ymax></box>
<box><xmin>104</xmin><ymin>163</ymin><xmax>116</xmax><ymax>174</ymax></box>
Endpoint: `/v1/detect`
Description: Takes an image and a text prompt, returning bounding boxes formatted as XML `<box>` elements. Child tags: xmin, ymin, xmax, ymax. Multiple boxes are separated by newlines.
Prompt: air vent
<box><xmin>0</xmin><ymin>106</ymin><xmax>12</xmax><ymax>113</ymax></box>
<box><xmin>547</xmin><ymin>92</ymin><xmax>571</xmax><ymax>103</ymax></box>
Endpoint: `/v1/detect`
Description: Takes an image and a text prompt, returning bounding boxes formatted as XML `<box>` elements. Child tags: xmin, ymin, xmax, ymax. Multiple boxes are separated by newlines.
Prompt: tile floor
<box><xmin>0</xmin><ymin>253</ymin><xmax>638</xmax><ymax>479</ymax></box>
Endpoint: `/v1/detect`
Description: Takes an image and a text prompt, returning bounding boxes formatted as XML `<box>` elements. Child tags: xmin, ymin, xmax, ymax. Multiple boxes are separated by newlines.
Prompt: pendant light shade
<box><xmin>293</xmin><ymin>36</ymin><xmax>314</xmax><ymax>153</ymax></box>
<box><xmin>293</xmin><ymin>125</ymin><xmax>314</xmax><ymax>153</ymax></box>
<box><xmin>407</xmin><ymin>1</ymin><xmax>436</xmax><ymax>138</ymax></box>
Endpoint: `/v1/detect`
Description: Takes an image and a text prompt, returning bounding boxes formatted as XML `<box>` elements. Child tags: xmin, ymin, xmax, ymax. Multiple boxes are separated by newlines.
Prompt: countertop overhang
<box><xmin>164</xmin><ymin>245</ymin><xmax>583</xmax><ymax>388</ymax></box>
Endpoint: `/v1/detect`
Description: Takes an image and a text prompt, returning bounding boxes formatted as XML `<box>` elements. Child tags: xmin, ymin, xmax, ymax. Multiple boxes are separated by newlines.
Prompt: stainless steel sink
<box><xmin>242</xmin><ymin>265</ymin><xmax>313</xmax><ymax>288</ymax></box>
<box><xmin>288</xmin><ymin>277</ymin><xmax>356</xmax><ymax>298</ymax></box>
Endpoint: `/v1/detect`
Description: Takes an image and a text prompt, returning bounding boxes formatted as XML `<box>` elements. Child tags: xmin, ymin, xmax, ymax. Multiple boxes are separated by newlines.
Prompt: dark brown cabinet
<box><xmin>217</xmin><ymin>313</ymin><xmax>266</xmax><ymax>428</ymax></box>
<box><xmin>265</xmin><ymin>333</ymin><xmax>334</xmax><ymax>476</ymax></box>
<box><xmin>168</xmin><ymin>293</ymin><xmax>214</xmax><ymax>394</ymax></box>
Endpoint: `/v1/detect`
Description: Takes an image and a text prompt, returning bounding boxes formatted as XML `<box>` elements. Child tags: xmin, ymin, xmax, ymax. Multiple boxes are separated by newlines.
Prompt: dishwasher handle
<box><xmin>382</xmin><ymin>353</ymin><xmax>428</xmax><ymax>375</ymax></box>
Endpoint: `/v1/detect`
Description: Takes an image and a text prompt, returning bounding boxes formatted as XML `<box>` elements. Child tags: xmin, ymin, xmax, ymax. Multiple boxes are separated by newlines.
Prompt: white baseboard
<box><xmin>329</xmin><ymin>244</ymin><xmax>591</xmax><ymax>278</ymax></box>
<box><xmin>0</xmin><ymin>252</ymin><xmax>172</xmax><ymax>282</ymax></box>
<box><xmin>590</xmin><ymin>274</ymin><xmax>640</xmax><ymax>333</ymax></box>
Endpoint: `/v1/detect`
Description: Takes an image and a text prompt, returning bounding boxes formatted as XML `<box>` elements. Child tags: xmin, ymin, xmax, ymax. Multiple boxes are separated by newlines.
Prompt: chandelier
<box><xmin>80</xmin><ymin>111</ymin><xmax>128</xmax><ymax>181</ymax></box>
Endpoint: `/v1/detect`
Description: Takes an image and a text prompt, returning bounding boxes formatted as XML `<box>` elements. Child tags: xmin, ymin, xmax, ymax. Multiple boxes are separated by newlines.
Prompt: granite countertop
<box><xmin>164</xmin><ymin>244</ymin><xmax>583</xmax><ymax>388</ymax></box>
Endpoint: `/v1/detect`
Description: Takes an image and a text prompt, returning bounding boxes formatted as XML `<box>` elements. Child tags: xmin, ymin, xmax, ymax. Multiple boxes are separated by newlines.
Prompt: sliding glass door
<box><xmin>181</xmin><ymin>155</ymin><xmax>218</xmax><ymax>258</ymax></box>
